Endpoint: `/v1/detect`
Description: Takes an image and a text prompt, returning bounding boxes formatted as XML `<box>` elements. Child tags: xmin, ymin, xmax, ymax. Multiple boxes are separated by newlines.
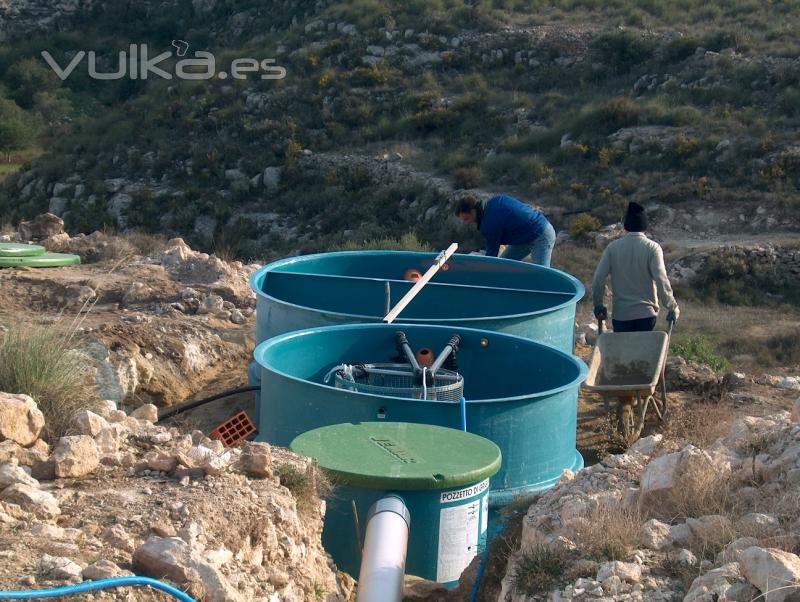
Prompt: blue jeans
<box><xmin>499</xmin><ymin>221</ymin><xmax>556</xmax><ymax>267</ymax></box>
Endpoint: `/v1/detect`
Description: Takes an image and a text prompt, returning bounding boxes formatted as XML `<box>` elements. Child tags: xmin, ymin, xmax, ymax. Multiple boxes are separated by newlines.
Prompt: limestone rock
<box><xmin>83</xmin><ymin>559</ymin><xmax>132</xmax><ymax>581</ymax></box>
<box><xmin>130</xmin><ymin>404</ymin><xmax>158</xmax><ymax>423</ymax></box>
<box><xmin>739</xmin><ymin>546</ymin><xmax>800</xmax><ymax>602</ymax></box>
<box><xmin>0</xmin><ymin>461</ymin><xmax>39</xmax><ymax>489</ymax></box>
<box><xmin>52</xmin><ymin>436</ymin><xmax>100</xmax><ymax>478</ymax></box>
<box><xmin>685</xmin><ymin>562</ymin><xmax>747</xmax><ymax>602</ymax></box>
<box><xmin>40</xmin><ymin>554</ymin><xmax>83</xmax><ymax>582</ymax></box>
<box><xmin>121</xmin><ymin>282</ymin><xmax>153</xmax><ymax>305</ymax></box>
<box><xmin>0</xmin><ymin>484</ymin><xmax>60</xmax><ymax>518</ymax></box>
<box><xmin>238</xmin><ymin>442</ymin><xmax>273</xmax><ymax>478</ymax></box>
<box><xmin>0</xmin><ymin>393</ymin><xmax>45</xmax><ymax>447</ymax></box>
<box><xmin>133</xmin><ymin>536</ymin><xmax>243</xmax><ymax>602</ymax></box>
<box><xmin>596</xmin><ymin>560</ymin><xmax>642</xmax><ymax>583</ymax></box>
<box><xmin>640</xmin><ymin>518</ymin><xmax>671</xmax><ymax>550</ymax></box>
<box><xmin>18</xmin><ymin>213</ymin><xmax>65</xmax><ymax>241</ymax></box>
<box><xmin>640</xmin><ymin>445</ymin><xmax>716</xmax><ymax>509</ymax></box>
<box><xmin>103</xmin><ymin>524</ymin><xmax>136</xmax><ymax>553</ymax></box>
<box><xmin>72</xmin><ymin>410</ymin><xmax>109</xmax><ymax>437</ymax></box>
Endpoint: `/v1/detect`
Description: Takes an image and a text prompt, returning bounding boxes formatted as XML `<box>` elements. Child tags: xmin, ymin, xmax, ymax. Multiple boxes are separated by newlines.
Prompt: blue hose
<box><xmin>0</xmin><ymin>577</ymin><xmax>197</xmax><ymax>601</ymax></box>
<box><xmin>459</xmin><ymin>396</ymin><xmax>467</xmax><ymax>431</ymax></box>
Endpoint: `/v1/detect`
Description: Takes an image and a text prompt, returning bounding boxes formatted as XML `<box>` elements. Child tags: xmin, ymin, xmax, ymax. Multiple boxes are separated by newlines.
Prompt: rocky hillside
<box><xmin>0</xmin><ymin>390</ymin><xmax>353</xmax><ymax>601</ymax></box>
<box><xmin>1</xmin><ymin>0</ymin><xmax>799</xmax><ymax>259</ymax></box>
<box><xmin>497</xmin><ymin>402</ymin><xmax>800</xmax><ymax>602</ymax></box>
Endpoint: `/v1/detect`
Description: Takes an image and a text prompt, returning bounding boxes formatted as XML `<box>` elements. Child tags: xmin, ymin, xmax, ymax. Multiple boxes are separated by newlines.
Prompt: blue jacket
<box><xmin>478</xmin><ymin>195</ymin><xmax>549</xmax><ymax>257</ymax></box>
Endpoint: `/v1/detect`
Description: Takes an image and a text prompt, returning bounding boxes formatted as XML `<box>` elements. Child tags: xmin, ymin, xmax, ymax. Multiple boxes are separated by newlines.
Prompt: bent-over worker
<box><xmin>592</xmin><ymin>202</ymin><xmax>679</xmax><ymax>332</ymax></box>
<box><xmin>455</xmin><ymin>192</ymin><xmax>556</xmax><ymax>267</ymax></box>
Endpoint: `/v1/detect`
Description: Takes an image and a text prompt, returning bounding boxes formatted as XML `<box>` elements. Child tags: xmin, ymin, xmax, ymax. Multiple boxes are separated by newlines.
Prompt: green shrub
<box><xmin>337</xmin><ymin>232</ymin><xmax>432</xmax><ymax>251</ymax></box>
<box><xmin>591</xmin><ymin>30</ymin><xmax>657</xmax><ymax>74</ymax></box>
<box><xmin>672</xmin><ymin>335</ymin><xmax>731</xmax><ymax>372</ymax></box>
<box><xmin>0</xmin><ymin>323</ymin><xmax>99</xmax><ymax>439</ymax></box>
<box><xmin>569</xmin><ymin>213</ymin><xmax>601</xmax><ymax>238</ymax></box>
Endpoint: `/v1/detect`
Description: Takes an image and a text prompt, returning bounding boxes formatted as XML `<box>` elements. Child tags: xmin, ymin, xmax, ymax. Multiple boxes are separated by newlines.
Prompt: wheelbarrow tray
<box><xmin>584</xmin><ymin>331</ymin><xmax>669</xmax><ymax>394</ymax></box>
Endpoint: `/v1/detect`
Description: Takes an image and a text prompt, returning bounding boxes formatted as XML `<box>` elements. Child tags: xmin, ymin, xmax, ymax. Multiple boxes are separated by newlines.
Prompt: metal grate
<box><xmin>332</xmin><ymin>363</ymin><xmax>464</xmax><ymax>401</ymax></box>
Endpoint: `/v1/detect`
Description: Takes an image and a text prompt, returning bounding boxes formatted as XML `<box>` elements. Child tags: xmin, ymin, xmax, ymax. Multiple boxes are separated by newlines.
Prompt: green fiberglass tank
<box><xmin>291</xmin><ymin>422</ymin><xmax>501</xmax><ymax>587</ymax></box>
<box><xmin>256</xmin><ymin>323</ymin><xmax>587</xmax><ymax>505</ymax></box>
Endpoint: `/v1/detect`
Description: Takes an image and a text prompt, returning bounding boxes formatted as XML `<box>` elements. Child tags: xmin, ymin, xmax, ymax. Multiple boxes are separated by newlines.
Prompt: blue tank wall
<box><xmin>256</xmin><ymin>323</ymin><xmax>587</xmax><ymax>505</ymax></box>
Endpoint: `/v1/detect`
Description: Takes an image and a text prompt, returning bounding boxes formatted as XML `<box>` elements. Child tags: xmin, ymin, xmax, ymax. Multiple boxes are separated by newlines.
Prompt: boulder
<box><xmin>0</xmin><ymin>461</ymin><xmax>39</xmax><ymax>488</ymax></box>
<box><xmin>596</xmin><ymin>560</ymin><xmax>642</xmax><ymax>583</ymax></box>
<box><xmin>51</xmin><ymin>436</ymin><xmax>100</xmax><ymax>478</ymax></box>
<box><xmin>640</xmin><ymin>518</ymin><xmax>671</xmax><ymax>550</ymax></box>
<box><xmin>133</xmin><ymin>536</ymin><xmax>243</xmax><ymax>602</ymax></box>
<box><xmin>18</xmin><ymin>213</ymin><xmax>65</xmax><ymax>241</ymax></box>
<box><xmin>793</xmin><ymin>398</ymin><xmax>799</xmax><ymax>423</ymax></box>
<box><xmin>130</xmin><ymin>404</ymin><xmax>158</xmax><ymax>423</ymax></box>
<box><xmin>685</xmin><ymin>563</ymin><xmax>748</xmax><ymax>602</ymax></box>
<box><xmin>0</xmin><ymin>483</ymin><xmax>60</xmax><ymax>518</ymax></box>
<box><xmin>640</xmin><ymin>445</ymin><xmax>716</xmax><ymax>509</ymax></box>
<box><xmin>72</xmin><ymin>410</ymin><xmax>109</xmax><ymax>437</ymax></box>
<box><xmin>0</xmin><ymin>393</ymin><xmax>45</xmax><ymax>447</ymax></box>
<box><xmin>238</xmin><ymin>442</ymin><xmax>272</xmax><ymax>478</ymax></box>
<box><xmin>738</xmin><ymin>546</ymin><xmax>800</xmax><ymax>602</ymax></box>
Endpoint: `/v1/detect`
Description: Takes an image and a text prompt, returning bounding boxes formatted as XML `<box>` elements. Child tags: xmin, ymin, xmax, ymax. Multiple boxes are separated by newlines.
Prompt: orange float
<box><xmin>415</xmin><ymin>348</ymin><xmax>434</xmax><ymax>367</ymax></box>
<box><xmin>404</xmin><ymin>269</ymin><xmax>423</xmax><ymax>282</ymax></box>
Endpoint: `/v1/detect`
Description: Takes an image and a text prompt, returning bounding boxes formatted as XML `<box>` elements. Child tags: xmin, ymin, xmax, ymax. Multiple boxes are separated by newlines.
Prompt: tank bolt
<box><xmin>480</xmin><ymin>338</ymin><xmax>489</xmax><ymax>347</ymax></box>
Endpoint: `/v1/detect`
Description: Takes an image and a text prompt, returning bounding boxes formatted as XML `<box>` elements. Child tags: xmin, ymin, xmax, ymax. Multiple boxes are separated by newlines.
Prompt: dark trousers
<box><xmin>612</xmin><ymin>316</ymin><xmax>657</xmax><ymax>332</ymax></box>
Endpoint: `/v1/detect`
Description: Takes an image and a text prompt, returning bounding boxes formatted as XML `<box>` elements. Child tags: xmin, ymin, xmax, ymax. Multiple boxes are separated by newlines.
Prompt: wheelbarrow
<box><xmin>583</xmin><ymin>320</ymin><xmax>674</xmax><ymax>445</ymax></box>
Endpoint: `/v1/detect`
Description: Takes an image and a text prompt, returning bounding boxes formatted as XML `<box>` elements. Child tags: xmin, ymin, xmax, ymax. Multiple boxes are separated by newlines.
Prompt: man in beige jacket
<box><xmin>592</xmin><ymin>202</ymin><xmax>679</xmax><ymax>332</ymax></box>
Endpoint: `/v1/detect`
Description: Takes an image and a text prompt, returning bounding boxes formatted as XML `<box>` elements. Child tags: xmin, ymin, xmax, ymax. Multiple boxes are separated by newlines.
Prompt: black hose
<box><xmin>157</xmin><ymin>385</ymin><xmax>260</xmax><ymax>423</ymax></box>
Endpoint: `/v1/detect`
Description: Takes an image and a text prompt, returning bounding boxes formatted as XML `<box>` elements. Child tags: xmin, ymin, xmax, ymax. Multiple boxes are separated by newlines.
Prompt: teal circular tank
<box><xmin>255</xmin><ymin>323</ymin><xmax>588</xmax><ymax>505</ymax></box>
<box><xmin>291</xmin><ymin>422</ymin><xmax>501</xmax><ymax>587</ymax></box>
<box><xmin>250</xmin><ymin>251</ymin><xmax>584</xmax><ymax>354</ymax></box>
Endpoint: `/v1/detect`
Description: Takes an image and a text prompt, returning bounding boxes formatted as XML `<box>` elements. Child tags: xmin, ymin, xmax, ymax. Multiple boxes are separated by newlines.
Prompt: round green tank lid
<box><xmin>291</xmin><ymin>422</ymin><xmax>502</xmax><ymax>491</ymax></box>
<box><xmin>0</xmin><ymin>243</ymin><xmax>46</xmax><ymax>257</ymax></box>
<box><xmin>0</xmin><ymin>252</ymin><xmax>81</xmax><ymax>268</ymax></box>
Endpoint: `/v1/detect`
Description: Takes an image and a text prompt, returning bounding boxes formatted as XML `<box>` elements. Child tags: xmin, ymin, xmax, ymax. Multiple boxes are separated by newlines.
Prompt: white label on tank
<box><xmin>439</xmin><ymin>478</ymin><xmax>489</xmax><ymax>504</ymax></box>
<box><xmin>436</xmin><ymin>484</ymin><xmax>487</xmax><ymax>582</ymax></box>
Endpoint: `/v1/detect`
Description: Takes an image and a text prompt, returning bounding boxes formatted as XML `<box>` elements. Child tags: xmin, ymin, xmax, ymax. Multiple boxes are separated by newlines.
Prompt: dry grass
<box><xmin>0</xmin><ymin>321</ymin><xmax>99</xmax><ymax>440</ymax></box>
<box><xmin>661</xmin><ymin>401</ymin><xmax>735</xmax><ymax>449</ymax></box>
<box><xmin>572</xmin><ymin>503</ymin><xmax>642</xmax><ymax>561</ymax></box>
<box><xmin>512</xmin><ymin>544</ymin><xmax>566</xmax><ymax>596</ymax></box>
<box><xmin>276</xmin><ymin>462</ymin><xmax>332</xmax><ymax>518</ymax></box>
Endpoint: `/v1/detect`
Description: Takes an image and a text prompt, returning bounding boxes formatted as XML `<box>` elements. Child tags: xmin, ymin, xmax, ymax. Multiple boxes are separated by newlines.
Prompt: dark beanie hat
<box><xmin>623</xmin><ymin>202</ymin><xmax>648</xmax><ymax>232</ymax></box>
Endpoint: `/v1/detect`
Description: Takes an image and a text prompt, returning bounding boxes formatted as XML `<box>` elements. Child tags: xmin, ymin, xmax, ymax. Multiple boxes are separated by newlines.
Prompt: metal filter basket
<box><xmin>332</xmin><ymin>363</ymin><xmax>464</xmax><ymax>401</ymax></box>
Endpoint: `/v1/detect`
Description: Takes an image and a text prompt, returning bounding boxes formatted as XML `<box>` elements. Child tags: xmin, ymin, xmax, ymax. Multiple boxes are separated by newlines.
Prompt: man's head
<box><xmin>623</xmin><ymin>202</ymin><xmax>648</xmax><ymax>232</ymax></box>
<box><xmin>454</xmin><ymin>192</ymin><xmax>481</xmax><ymax>225</ymax></box>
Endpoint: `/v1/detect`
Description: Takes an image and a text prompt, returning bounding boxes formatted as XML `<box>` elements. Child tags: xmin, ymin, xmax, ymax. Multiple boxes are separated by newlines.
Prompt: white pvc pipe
<box><xmin>383</xmin><ymin>243</ymin><xmax>458</xmax><ymax>324</ymax></box>
<box><xmin>356</xmin><ymin>496</ymin><xmax>411</xmax><ymax>602</ymax></box>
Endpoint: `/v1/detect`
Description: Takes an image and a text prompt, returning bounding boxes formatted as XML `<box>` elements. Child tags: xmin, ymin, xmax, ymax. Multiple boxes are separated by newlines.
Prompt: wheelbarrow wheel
<box><xmin>616</xmin><ymin>398</ymin><xmax>645</xmax><ymax>446</ymax></box>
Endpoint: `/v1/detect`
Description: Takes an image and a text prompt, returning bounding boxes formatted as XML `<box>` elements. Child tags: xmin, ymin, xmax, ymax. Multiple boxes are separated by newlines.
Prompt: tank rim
<box><xmin>253</xmin><ymin>322</ymin><xmax>589</xmax><ymax>405</ymax></box>
<box><xmin>249</xmin><ymin>250</ymin><xmax>585</xmax><ymax>323</ymax></box>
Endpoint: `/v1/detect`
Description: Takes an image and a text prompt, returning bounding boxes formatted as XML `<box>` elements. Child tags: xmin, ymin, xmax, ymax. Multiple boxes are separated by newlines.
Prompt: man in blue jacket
<box><xmin>455</xmin><ymin>192</ymin><xmax>556</xmax><ymax>267</ymax></box>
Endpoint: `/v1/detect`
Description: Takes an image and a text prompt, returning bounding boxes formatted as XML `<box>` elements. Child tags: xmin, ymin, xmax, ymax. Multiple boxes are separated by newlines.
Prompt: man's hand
<box><xmin>593</xmin><ymin>305</ymin><xmax>608</xmax><ymax>321</ymax></box>
<box><xmin>667</xmin><ymin>307</ymin><xmax>679</xmax><ymax>324</ymax></box>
